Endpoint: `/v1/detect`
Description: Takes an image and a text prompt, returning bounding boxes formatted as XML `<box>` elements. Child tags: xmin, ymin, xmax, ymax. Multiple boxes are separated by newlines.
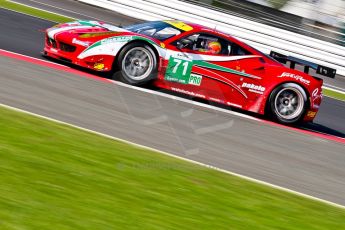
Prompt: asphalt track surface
<box><xmin>1</xmin><ymin>5</ymin><xmax>345</xmax><ymax>205</ymax></box>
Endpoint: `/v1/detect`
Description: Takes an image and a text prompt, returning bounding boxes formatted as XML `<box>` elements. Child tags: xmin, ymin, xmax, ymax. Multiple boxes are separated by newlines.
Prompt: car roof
<box><xmin>163</xmin><ymin>20</ymin><xmax>213</xmax><ymax>31</ymax></box>
<box><xmin>164</xmin><ymin>20</ymin><xmax>231</xmax><ymax>38</ymax></box>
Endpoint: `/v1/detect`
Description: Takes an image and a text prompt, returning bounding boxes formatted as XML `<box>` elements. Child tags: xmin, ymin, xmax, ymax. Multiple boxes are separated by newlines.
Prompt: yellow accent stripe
<box><xmin>164</xmin><ymin>21</ymin><xmax>193</xmax><ymax>31</ymax></box>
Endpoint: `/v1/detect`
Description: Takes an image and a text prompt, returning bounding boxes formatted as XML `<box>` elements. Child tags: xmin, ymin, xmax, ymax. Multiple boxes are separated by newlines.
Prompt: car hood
<box><xmin>46</xmin><ymin>20</ymin><xmax>131</xmax><ymax>40</ymax></box>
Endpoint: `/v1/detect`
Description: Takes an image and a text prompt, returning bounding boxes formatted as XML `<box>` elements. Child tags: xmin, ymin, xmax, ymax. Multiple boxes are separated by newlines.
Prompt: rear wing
<box><xmin>269</xmin><ymin>51</ymin><xmax>336</xmax><ymax>78</ymax></box>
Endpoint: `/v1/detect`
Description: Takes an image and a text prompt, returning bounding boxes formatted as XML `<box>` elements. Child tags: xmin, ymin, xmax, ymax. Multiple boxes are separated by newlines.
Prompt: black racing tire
<box><xmin>267</xmin><ymin>83</ymin><xmax>308</xmax><ymax>124</ymax></box>
<box><xmin>114</xmin><ymin>42</ymin><xmax>157</xmax><ymax>85</ymax></box>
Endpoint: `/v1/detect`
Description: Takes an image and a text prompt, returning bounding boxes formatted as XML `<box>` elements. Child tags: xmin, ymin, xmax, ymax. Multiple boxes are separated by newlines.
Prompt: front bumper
<box><xmin>44</xmin><ymin>35</ymin><xmax>114</xmax><ymax>71</ymax></box>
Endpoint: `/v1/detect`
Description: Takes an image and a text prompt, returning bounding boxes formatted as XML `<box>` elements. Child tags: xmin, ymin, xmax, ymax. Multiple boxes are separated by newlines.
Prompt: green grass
<box><xmin>0</xmin><ymin>106</ymin><xmax>345</xmax><ymax>230</ymax></box>
<box><xmin>0</xmin><ymin>0</ymin><xmax>74</xmax><ymax>23</ymax></box>
<box><xmin>323</xmin><ymin>88</ymin><xmax>345</xmax><ymax>101</ymax></box>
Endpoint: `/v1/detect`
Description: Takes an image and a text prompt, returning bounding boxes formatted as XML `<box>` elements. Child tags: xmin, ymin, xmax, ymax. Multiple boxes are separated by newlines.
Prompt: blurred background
<box><xmin>185</xmin><ymin>0</ymin><xmax>345</xmax><ymax>46</ymax></box>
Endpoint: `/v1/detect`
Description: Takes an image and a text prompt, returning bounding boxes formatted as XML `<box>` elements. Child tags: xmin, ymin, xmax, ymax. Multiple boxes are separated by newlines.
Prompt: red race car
<box><xmin>44</xmin><ymin>20</ymin><xmax>336</xmax><ymax>124</ymax></box>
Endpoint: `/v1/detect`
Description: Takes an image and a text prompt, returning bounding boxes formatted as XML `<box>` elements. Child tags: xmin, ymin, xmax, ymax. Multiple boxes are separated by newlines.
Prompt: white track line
<box><xmin>0</xmin><ymin>6</ymin><xmax>60</xmax><ymax>23</ymax></box>
<box><xmin>1</xmin><ymin>102</ymin><xmax>344</xmax><ymax>210</ymax></box>
<box><xmin>10</xmin><ymin>0</ymin><xmax>115</xmax><ymax>24</ymax></box>
<box><xmin>20</xmin><ymin>0</ymin><xmax>95</xmax><ymax>19</ymax></box>
<box><xmin>2</xmin><ymin>49</ymin><xmax>67</xmax><ymax>66</ymax></box>
<box><xmin>7</xmin><ymin>0</ymin><xmax>76</xmax><ymax>20</ymax></box>
<box><xmin>323</xmin><ymin>85</ymin><xmax>345</xmax><ymax>94</ymax></box>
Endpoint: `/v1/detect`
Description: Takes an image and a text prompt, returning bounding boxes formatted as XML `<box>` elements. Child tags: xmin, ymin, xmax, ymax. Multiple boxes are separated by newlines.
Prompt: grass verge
<box><xmin>0</xmin><ymin>0</ymin><xmax>74</xmax><ymax>23</ymax></box>
<box><xmin>323</xmin><ymin>88</ymin><xmax>345</xmax><ymax>101</ymax></box>
<box><xmin>0</xmin><ymin>106</ymin><xmax>345</xmax><ymax>229</ymax></box>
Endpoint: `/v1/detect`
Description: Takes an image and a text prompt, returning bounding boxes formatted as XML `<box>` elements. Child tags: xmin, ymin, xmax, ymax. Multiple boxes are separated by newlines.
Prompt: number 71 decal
<box><xmin>165</xmin><ymin>56</ymin><xmax>202</xmax><ymax>86</ymax></box>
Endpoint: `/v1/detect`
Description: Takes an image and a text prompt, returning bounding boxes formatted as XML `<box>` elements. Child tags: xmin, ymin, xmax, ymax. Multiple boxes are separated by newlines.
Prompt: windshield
<box><xmin>125</xmin><ymin>21</ymin><xmax>182</xmax><ymax>41</ymax></box>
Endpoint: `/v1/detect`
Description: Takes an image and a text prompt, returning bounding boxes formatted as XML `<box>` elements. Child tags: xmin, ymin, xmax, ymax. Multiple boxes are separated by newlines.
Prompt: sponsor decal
<box><xmin>278</xmin><ymin>72</ymin><xmax>310</xmax><ymax>85</ymax></box>
<box><xmin>101</xmin><ymin>36</ymin><xmax>133</xmax><ymax>45</ymax></box>
<box><xmin>241</xmin><ymin>82</ymin><xmax>266</xmax><ymax>94</ymax></box>
<box><xmin>94</xmin><ymin>63</ymin><xmax>105</xmax><ymax>70</ymax></box>
<box><xmin>311</xmin><ymin>88</ymin><xmax>322</xmax><ymax>109</ymax></box>
<box><xmin>165</xmin><ymin>57</ymin><xmax>193</xmax><ymax>84</ymax></box>
<box><xmin>307</xmin><ymin>111</ymin><xmax>317</xmax><ymax>118</ymax></box>
<box><xmin>188</xmin><ymin>74</ymin><xmax>203</xmax><ymax>86</ymax></box>
<box><xmin>312</xmin><ymin>88</ymin><xmax>319</xmax><ymax>98</ymax></box>
<box><xmin>164</xmin><ymin>21</ymin><xmax>193</xmax><ymax>31</ymax></box>
<box><xmin>165</xmin><ymin>57</ymin><xmax>202</xmax><ymax>86</ymax></box>
<box><xmin>312</xmin><ymin>88</ymin><xmax>322</xmax><ymax>99</ymax></box>
<box><xmin>170</xmin><ymin>87</ymin><xmax>206</xmax><ymax>98</ymax></box>
<box><xmin>72</xmin><ymin>38</ymin><xmax>90</xmax><ymax>47</ymax></box>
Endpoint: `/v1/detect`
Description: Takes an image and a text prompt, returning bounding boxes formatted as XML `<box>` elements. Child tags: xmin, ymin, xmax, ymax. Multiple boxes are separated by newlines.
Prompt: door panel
<box><xmin>156</xmin><ymin>32</ymin><xmax>265</xmax><ymax>107</ymax></box>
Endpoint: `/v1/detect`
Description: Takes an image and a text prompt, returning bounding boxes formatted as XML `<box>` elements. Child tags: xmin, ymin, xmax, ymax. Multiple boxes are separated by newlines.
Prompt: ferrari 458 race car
<box><xmin>44</xmin><ymin>20</ymin><xmax>336</xmax><ymax>124</ymax></box>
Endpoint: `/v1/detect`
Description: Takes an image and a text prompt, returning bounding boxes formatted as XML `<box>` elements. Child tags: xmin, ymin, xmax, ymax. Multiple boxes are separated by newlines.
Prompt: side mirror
<box><xmin>177</xmin><ymin>38</ymin><xmax>193</xmax><ymax>50</ymax></box>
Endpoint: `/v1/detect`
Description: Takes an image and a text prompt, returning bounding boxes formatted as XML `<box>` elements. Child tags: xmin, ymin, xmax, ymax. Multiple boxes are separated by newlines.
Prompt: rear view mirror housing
<box><xmin>177</xmin><ymin>38</ymin><xmax>193</xmax><ymax>50</ymax></box>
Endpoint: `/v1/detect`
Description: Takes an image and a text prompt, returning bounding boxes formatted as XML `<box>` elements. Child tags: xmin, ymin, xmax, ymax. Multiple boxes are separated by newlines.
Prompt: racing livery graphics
<box><xmin>43</xmin><ymin>20</ymin><xmax>335</xmax><ymax>124</ymax></box>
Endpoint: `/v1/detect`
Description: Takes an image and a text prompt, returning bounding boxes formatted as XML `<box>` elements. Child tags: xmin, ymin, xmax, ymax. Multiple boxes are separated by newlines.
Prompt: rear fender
<box><xmin>258</xmin><ymin>79</ymin><xmax>313</xmax><ymax>116</ymax></box>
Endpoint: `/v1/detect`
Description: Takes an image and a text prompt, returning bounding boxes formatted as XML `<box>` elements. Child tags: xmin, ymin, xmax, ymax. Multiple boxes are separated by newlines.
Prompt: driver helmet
<box><xmin>207</xmin><ymin>41</ymin><xmax>221</xmax><ymax>54</ymax></box>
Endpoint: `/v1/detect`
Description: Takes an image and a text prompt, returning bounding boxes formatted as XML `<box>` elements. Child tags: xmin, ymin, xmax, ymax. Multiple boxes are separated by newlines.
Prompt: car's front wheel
<box><xmin>268</xmin><ymin>83</ymin><xmax>308</xmax><ymax>124</ymax></box>
<box><xmin>115</xmin><ymin>42</ymin><xmax>157</xmax><ymax>85</ymax></box>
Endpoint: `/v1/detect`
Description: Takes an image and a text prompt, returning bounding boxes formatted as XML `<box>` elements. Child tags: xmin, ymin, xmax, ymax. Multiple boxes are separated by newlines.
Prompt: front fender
<box><xmin>77</xmin><ymin>35</ymin><xmax>164</xmax><ymax>59</ymax></box>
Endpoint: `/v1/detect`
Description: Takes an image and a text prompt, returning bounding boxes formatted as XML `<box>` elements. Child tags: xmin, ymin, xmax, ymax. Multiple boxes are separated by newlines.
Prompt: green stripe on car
<box><xmin>193</xmin><ymin>60</ymin><xmax>254</xmax><ymax>78</ymax></box>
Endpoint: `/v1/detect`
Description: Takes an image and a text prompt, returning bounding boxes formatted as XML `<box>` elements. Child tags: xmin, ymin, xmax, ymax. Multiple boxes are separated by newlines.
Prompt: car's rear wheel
<box><xmin>268</xmin><ymin>83</ymin><xmax>308</xmax><ymax>124</ymax></box>
<box><xmin>115</xmin><ymin>42</ymin><xmax>157</xmax><ymax>85</ymax></box>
